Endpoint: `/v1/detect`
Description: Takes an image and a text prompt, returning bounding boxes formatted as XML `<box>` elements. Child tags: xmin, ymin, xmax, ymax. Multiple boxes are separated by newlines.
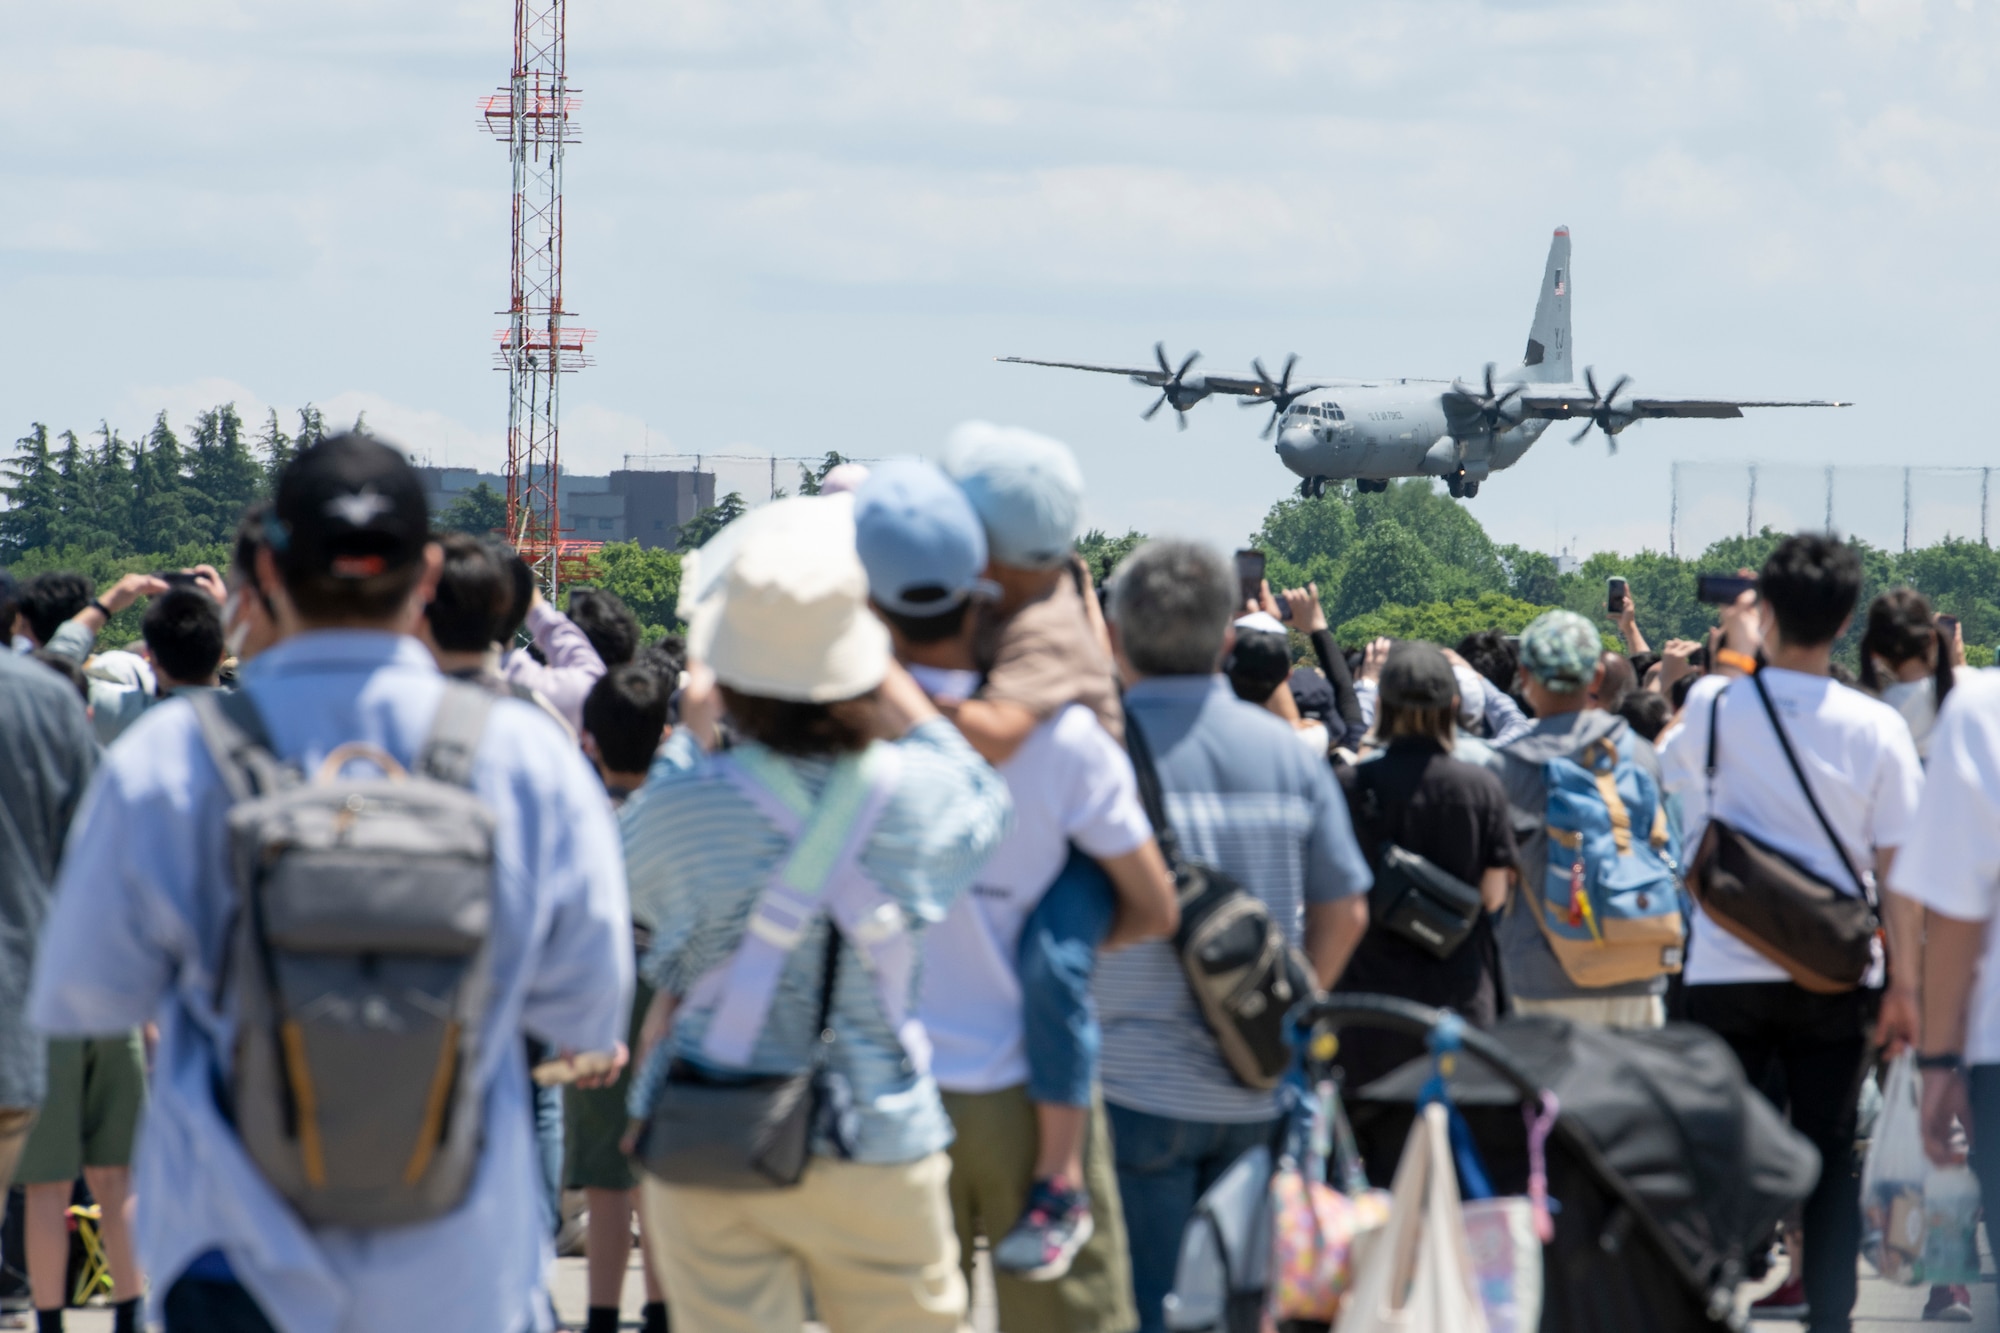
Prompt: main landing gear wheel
<box><xmin>1300</xmin><ymin>476</ymin><xmax>1330</xmax><ymax>498</ymax></box>
<box><xmin>1446</xmin><ymin>473</ymin><xmax>1465</xmax><ymax>499</ymax></box>
<box><xmin>1463</xmin><ymin>481</ymin><xmax>1480</xmax><ymax>498</ymax></box>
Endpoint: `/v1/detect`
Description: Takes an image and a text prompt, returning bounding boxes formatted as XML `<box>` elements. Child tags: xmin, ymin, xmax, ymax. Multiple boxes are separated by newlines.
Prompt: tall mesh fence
<box><xmin>1670</xmin><ymin>462</ymin><xmax>1997</xmax><ymax>556</ymax></box>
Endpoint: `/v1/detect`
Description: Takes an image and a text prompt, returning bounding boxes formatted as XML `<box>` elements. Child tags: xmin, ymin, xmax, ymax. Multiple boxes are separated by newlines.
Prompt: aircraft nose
<box><xmin>1275</xmin><ymin>427</ymin><xmax>1312</xmax><ymax>467</ymax></box>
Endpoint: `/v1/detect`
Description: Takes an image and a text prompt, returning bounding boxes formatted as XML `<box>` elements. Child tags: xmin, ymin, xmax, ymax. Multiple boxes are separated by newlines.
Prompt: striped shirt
<box><xmin>623</xmin><ymin>720</ymin><xmax>1012</xmax><ymax>1164</ymax></box>
<box><xmin>1096</xmin><ymin>675</ymin><xmax>1372</xmax><ymax>1123</ymax></box>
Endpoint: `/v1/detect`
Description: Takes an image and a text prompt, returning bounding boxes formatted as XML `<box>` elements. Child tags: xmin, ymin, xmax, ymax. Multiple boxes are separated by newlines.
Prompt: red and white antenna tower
<box><xmin>482</xmin><ymin>0</ymin><xmax>594</xmax><ymax>597</ymax></box>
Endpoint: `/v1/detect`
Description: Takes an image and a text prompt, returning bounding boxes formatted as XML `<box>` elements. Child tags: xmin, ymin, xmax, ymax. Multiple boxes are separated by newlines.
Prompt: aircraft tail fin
<box><xmin>1519</xmin><ymin>227</ymin><xmax>1572</xmax><ymax>383</ymax></box>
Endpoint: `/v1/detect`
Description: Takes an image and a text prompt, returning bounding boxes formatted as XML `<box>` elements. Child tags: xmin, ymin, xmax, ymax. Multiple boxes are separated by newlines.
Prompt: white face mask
<box><xmin>9</xmin><ymin>634</ymin><xmax>33</xmax><ymax>655</ymax></box>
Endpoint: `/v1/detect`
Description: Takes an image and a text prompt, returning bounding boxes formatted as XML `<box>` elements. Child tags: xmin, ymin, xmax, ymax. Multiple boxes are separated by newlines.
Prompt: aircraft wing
<box><xmin>1515</xmin><ymin>393</ymin><xmax>1850</xmax><ymax>421</ymax></box>
<box><xmin>996</xmin><ymin>355</ymin><xmax>1311</xmax><ymax>397</ymax></box>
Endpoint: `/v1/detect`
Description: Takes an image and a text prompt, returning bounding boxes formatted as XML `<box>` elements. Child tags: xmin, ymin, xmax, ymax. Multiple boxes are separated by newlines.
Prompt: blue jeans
<box><xmin>1018</xmin><ymin>848</ymin><xmax>1117</xmax><ymax>1108</ymax></box>
<box><xmin>524</xmin><ymin>1036</ymin><xmax>564</xmax><ymax>1237</ymax></box>
<box><xmin>1106</xmin><ymin>1102</ymin><xmax>1280</xmax><ymax>1333</ymax></box>
<box><xmin>1971</xmin><ymin>1066</ymin><xmax>2000</xmax><ymax>1269</ymax></box>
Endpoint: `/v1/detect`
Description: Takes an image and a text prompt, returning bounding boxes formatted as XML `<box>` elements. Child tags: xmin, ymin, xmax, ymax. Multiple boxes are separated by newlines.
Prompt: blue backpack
<box><xmin>1524</xmin><ymin>733</ymin><xmax>1686</xmax><ymax>988</ymax></box>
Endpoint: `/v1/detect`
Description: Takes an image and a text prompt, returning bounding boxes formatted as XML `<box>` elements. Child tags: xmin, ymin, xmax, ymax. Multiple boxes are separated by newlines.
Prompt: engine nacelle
<box><xmin>1420</xmin><ymin>439</ymin><xmax>1459</xmax><ymax>477</ymax></box>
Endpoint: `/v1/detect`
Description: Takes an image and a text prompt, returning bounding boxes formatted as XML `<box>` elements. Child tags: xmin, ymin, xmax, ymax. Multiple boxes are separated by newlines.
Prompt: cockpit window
<box><xmin>1329</xmin><ymin>404</ymin><xmax>1345</xmax><ymax>421</ymax></box>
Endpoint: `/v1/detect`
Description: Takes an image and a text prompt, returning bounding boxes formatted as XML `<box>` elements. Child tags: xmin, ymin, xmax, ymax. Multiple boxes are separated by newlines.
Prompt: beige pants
<box><xmin>0</xmin><ymin>1106</ymin><xmax>35</xmax><ymax>1194</ymax></box>
<box><xmin>640</xmin><ymin>1151</ymin><xmax>970</xmax><ymax>1333</ymax></box>
<box><xmin>1511</xmin><ymin>994</ymin><xmax>1666</xmax><ymax>1030</ymax></box>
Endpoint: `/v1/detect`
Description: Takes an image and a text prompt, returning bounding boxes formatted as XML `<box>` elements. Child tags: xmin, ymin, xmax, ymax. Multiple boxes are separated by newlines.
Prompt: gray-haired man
<box><xmin>1095</xmin><ymin>539</ymin><xmax>1371</xmax><ymax>1333</ymax></box>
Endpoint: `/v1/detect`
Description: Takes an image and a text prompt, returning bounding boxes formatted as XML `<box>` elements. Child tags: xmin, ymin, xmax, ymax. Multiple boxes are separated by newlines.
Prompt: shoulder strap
<box><xmin>1122</xmin><ymin>709</ymin><xmax>1181</xmax><ymax>869</ymax></box>
<box><xmin>1749</xmin><ymin>670</ymin><xmax>1873</xmax><ymax>905</ymax></box>
<box><xmin>418</xmin><ymin>682</ymin><xmax>495</xmax><ymax>788</ymax></box>
<box><xmin>188</xmin><ymin>688</ymin><xmax>289</xmax><ymax>801</ymax></box>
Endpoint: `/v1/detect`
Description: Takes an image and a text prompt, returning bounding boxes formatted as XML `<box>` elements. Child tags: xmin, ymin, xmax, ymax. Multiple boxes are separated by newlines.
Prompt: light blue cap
<box><xmin>944</xmin><ymin>421</ymin><xmax>1085</xmax><ymax>570</ymax></box>
<box><xmin>853</xmin><ymin>458</ymin><xmax>995</xmax><ymax>617</ymax></box>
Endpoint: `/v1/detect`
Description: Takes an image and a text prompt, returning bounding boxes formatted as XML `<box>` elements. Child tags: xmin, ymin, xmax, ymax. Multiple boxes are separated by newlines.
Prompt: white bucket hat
<box><xmin>680</xmin><ymin>493</ymin><xmax>891</xmax><ymax>703</ymax></box>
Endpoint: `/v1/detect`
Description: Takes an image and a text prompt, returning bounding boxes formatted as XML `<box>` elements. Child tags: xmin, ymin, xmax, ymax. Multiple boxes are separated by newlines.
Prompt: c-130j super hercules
<box><xmin>1002</xmin><ymin>228</ymin><xmax>1847</xmax><ymax>500</ymax></box>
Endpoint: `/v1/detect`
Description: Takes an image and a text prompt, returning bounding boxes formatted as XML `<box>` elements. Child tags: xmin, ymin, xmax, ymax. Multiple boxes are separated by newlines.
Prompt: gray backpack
<box><xmin>190</xmin><ymin>684</ymin><xmax>498</xmax><ymax>1228</ymax></box>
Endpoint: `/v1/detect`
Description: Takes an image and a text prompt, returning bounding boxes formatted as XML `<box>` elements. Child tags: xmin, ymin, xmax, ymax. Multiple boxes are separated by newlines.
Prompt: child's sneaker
<box><xmin>992</xmin><ymin>1178</ymin><xmax>1094</xmax><ymax>1282</ymax></box>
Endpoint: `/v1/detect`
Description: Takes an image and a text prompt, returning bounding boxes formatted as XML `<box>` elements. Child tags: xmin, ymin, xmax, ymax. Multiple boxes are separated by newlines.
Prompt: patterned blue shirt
<box><xmin>623</xmin><ymin>719</ymin><xmax>1011</xmax><ymax>1163</ymax></box>
<box><xmin>1096</xmin><ymin>675</ymin><xmax>1372</xmax><ymax>1123</ymax></box>
<box><xmin>28</xmin><ymin>632</ymin><xmax>633</xmax><ymax>1333</ymax></box>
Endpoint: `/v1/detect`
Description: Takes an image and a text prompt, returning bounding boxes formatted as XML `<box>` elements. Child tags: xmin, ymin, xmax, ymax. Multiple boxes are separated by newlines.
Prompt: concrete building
<box><xmin>415</xmin><ymin>466</ymin><xmax>715</xmax><ymax>550</ymax></box>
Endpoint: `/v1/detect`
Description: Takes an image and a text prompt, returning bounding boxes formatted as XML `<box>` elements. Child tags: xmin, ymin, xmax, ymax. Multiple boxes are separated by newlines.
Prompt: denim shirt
<box><xmin>27</xmin><ymin>632</ymin><xmax>633</xmax><ymax>1333</ymax></box>
<box><xmin>623</xmin><ymin>720</ymin><xmax>1011</xmax><ymax>1164</ymax></box>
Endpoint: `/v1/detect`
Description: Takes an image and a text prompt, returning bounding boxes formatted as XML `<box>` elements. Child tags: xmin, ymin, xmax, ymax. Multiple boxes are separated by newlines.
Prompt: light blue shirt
<box><xmin>1096</xmin><ymin>675</ymin><xmax>1372</xmax><ymax>1123</ymax></box>
<box><xmin>623</xmin><ymin>720</ymin><xmax>1011</xmax><ymax>1164</ymax></box>
<box><xmin>27</xmin><ymin>631</ymin><xmax>633</xmax><ymax>1333</ymax></box>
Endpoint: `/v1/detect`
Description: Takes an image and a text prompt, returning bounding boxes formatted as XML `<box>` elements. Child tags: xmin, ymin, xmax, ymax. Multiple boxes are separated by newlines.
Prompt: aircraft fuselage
<box><xmin>1271</xmin><ymin>384</ymin><xmax>1550</xmax><ymax>486</ymax></box>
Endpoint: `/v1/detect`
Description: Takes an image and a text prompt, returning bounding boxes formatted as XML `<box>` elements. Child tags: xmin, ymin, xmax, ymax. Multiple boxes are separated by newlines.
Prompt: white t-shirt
<box><xmin>1657</xmin><ymin>669</ymin><xmax>1924</xmax><ymax>986</ymax></box>
<box><xmin>1888</xmin><ymin>669</ymin><xmax>2000</xmax><ymax>1063</ymax></box>
<box><xmin>917</xmin><ymin>700</ymin><xmax>1154</xmax><ymax>1093</ymax></box>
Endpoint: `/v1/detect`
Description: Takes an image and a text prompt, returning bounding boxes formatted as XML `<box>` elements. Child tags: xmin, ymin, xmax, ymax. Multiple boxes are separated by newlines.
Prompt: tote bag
<box><xmin>1334</xmin><ymin>1103</ymin><xmax>1489</xmax><ymax>1333</ymax></box>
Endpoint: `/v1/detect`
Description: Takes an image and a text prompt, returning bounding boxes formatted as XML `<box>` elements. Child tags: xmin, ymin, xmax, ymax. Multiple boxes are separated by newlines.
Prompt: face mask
<box><xmin>9</xmin><ymin>634</ymin><xmax>32</xmax><ymax>655</ymax></box>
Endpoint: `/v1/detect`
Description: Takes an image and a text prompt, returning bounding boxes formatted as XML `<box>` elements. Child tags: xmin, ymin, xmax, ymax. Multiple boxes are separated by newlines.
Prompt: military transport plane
<box><xmin>1000</xmin><ymin>228</ymin><xmax>1846</xmax><ymax>499</ymax></box>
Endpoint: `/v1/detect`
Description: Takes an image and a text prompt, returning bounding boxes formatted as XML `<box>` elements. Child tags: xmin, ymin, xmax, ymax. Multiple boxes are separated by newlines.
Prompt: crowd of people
<box><xmin>1</xmin><ymin>423</ymin><xmax>1996</xmax><ymax>1333</ymax></box>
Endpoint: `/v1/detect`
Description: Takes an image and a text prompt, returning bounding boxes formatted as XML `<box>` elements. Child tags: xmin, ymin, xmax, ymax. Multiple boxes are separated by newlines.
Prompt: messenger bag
<box><xmin>1685</xmin><ymin>672</ymin><xmax>1879</xmax><ymax>994</ymax></box>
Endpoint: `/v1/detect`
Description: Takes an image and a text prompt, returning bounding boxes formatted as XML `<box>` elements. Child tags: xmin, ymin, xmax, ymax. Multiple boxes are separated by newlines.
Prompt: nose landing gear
<box><xmin>1299</xmin><ymin>475</ymin><xmax>1331</xmax><ymax>499</ymax></box>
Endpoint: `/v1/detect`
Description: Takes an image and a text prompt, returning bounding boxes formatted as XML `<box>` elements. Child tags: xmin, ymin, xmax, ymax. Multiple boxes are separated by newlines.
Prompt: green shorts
<box><xmin>16</xmin><ymin>1034</ymin><xmax>147</xmax><ymax>1185</ymax></box>
<box><xmin>942</xmin><ymin>1085</ymin><xmax>1138</xmax><ymax>1333</ymax></box>
<box><xmin>563</xmin><ymin>976</ymin><xmax>653</xmax><ymax>1192</ymax></box>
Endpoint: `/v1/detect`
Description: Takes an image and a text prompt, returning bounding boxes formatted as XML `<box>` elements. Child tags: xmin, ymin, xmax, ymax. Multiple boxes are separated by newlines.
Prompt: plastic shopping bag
<box><xmin>1860</xmin><ymin>1053</ymin><xmax>1984</xmax><ymax>1286</ymax></box>
<box><xmin>1334</xmin><ymin>1103</ymin><xmax>1489</xmax><ymax>1333</ymax></box>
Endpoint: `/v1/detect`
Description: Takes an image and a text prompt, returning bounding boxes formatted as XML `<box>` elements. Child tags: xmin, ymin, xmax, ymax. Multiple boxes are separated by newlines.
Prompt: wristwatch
<box><xmin>1915</xmin><ymin>1052</ymin><xmax>1964</xmax><ymax>1072</ymax></box>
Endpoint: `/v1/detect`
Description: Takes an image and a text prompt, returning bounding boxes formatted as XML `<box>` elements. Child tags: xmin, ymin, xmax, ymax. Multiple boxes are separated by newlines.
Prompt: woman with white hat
<box><xmin>620</xmin><ymin>494</ymin><xmax>1013</xmax><ymax>1333</ymax></box>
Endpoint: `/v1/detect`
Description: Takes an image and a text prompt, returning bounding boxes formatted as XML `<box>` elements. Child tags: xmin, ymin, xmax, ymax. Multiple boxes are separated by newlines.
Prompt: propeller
<box><xmin>1242</xmin><ymin>353</ymin><xmax>1309</xmax><ymax>439</ymax></box>
<box><xmin>1140</xmin><ymin>342</ymin><xmax>1202</xmax><ymax>431</ymax></box>
<box><xmin>1566</xmin><ymin>366</ymin><xmax>1636</xmax><ymax>452</ymax></box>
<box><xmin>1449</xmin><ymin>362</ymin><xmax>1525</xmax><ymax>435</ymax></box>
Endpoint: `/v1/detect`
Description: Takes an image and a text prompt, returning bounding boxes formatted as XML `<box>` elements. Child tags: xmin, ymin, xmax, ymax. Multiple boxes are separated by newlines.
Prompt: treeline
<box><xmin>0</xmin><ymin>405</ymin><xmax>332</xmax><ymax>561</ymax></box>
<box><xmin>1096</xmin><ymin>479</ymin><xmax>2000</xmax><ymax>660</ymax></box>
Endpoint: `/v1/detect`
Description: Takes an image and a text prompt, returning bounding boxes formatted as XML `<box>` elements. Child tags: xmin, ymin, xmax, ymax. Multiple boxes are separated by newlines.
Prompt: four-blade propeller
<box><xmin>1242</xmin><ymin>353</ymin><xmax>1311</xmax><ymax>439</ymax></box>
<box><xmin>1140</xmin><ymin>343</ymin><xmax>1203</xmax><ymax>430</ymax></box>
<box><xmin>1568</xmin><ymin>366</ymin><xmax>1637</xmax><ymax>452</ymax></box>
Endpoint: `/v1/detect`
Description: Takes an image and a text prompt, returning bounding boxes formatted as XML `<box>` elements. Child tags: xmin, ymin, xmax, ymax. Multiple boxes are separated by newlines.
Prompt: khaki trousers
<box><xmin>641</xmin><ymin>1151</ymin><xmax>970</xmax><ymax>1333</ymax></box>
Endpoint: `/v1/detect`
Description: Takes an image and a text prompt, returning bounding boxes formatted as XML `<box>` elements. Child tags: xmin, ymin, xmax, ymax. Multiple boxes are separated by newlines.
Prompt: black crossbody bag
<box><xmin>632</xmin><ymin>928</ymin><xmax>839</xmax><ymax>1190</ymax></box>
<box><xmin>1685</xmin><ymin>672</ymin><xmax>1879</xmax><ymax>994</ymax></box>
<box><xmin>1124</xmin><ymin>712</ymin><xmax>1318</xmax><ymax>1090</ymax></box>
<box><xmin>1351</xmin><ymin>762</ymin><xmax>1486</xmax><ymax>960</ymax></box>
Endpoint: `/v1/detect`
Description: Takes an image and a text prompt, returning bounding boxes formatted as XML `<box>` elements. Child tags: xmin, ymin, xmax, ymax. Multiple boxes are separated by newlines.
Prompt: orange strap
<box><xmin>404</xmin><ymin>1022</ymin><xmax>462</xmax><ymax>1185</ymax></box>
<box><xmin>279</xmin><ymin>1022</ymin><xmax>327</xmax><ymax>1188</ymax></box>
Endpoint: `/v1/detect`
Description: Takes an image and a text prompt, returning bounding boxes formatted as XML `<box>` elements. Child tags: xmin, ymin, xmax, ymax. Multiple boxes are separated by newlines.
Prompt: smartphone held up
<box><xmin>1233</xmin><ymin>549</ymin><xmax>1291</xmax><ymax>620</ymax></box>
<box><xmin>1696</xmin><ymin>573</ymin><xmax>1758</xmax><ymax>606</ymax></box>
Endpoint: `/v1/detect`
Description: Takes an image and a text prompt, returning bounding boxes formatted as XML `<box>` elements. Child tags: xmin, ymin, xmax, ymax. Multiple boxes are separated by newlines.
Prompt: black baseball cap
<box><xmin>1379</xmin><ymin>641</ymin><xmax>1457</xmax><ymax>710</ymax></box>
<box><xmin>269</xmin><ymin>433</ymin><xmax>429</xmax><ymax>580</ymax></box>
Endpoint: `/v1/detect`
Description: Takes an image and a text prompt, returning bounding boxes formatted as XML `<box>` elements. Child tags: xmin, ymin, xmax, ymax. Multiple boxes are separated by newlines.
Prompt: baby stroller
<box><xmin>1166</xmin><ymin>994</ymin><xmax>1819</xmax><ymax>1333</ymax></box>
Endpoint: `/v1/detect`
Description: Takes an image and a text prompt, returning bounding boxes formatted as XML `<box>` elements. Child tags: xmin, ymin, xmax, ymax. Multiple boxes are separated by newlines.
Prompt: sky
<box><xmin>6</xmin><ymin>0</ymin><xmax>1999</xmax><ymax>559</ymax></box>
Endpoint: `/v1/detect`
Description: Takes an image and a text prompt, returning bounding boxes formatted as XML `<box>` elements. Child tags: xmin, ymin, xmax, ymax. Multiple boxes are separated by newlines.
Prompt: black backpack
<box><xmin>1125</xmin><ymin>713</ymin><xmax>1317</xmax><ymax>1090</ymax></box>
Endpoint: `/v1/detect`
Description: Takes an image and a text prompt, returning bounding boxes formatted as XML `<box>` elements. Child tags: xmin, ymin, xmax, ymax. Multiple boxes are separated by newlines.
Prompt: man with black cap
<box><xmin>28</xmin><ymin>434</ymin><xmax>634</xmax><ymax>1333</ymax></box>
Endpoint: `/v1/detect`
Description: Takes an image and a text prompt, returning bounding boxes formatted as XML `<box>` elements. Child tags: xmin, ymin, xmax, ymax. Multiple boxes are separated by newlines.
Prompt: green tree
<box><xmin>295</xmin><ymin>404</ymin><xmax>327</xmax><ymax>453</ymax></box>
<box><xmin>0</xmin><ymin>423</ymin><xmax>59</xmax><ymax>559</ymax></box>
<box><xmin>1076</xmin><ymin>528</ymin><xmax>1147</xmax><ymax>583</ymax></box>
<box><xmin>585</xmin><ymin>542</ymin><xmax>685</xmax><ymax>640</ymax></box>
<box><xmin>258</xmin><ymin>408</ymin><xmax>295</xmax><ymax>490</ymax></box>
<box><xmin>188</xmin><ymin>404</ymin><xmax>265</xmax><ymax>544</ymax></box>
<box><xmin>439</xmin><ymin>482</ymin><xmax>508</xmax><ymax>536</ymax></box>
<box><xmin>1896</xmin><ymin>539</ymin><xmax>2000</xmax><ymax>649</ymax></box>
<box><xmin>1334</xmin><ymin>592</ymin><xmax>1561</xmax><ymax>647</ymax></box>
<box><xmin>1496</xmin><ymin>544</ymin><xmax>1561</xmax><ymax>605</ymax></box>
<box><xmin>676</xmin><ymin>492</ymin><xmax>747</xmax><ymax>551</ymax></box>
<box><xmin>1354</xmin><ymin>480</ymin><xmax>1506</xmax><ymax>599</ymax></box>
<box><xmin>82</xmin><ymin>423</ymin><xmax>138</xmax><ymax>552</ymax></box>
<box><xmin>1252</xmin><ymin>492</ymin><xmax>1358</xmax><ymax>592</ymax></box>
<box><xmin>133</xmin><ymin>412</ymin><xmax>201</xmax><ymax>552</ymax></box>
<box><xmin>5</xmin><ymin>539</ymin><xmax>232</xmax><ymax>648</ymax></box>
<box><xmin>1329</xmin><ymin>517</ymin><xmax>1443</xmax><ymax>626</ymax></box>
<box><xmin>796</xmin><ymin>453</ymin><xmax>848</xmax><ymax>497</ymax></box>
